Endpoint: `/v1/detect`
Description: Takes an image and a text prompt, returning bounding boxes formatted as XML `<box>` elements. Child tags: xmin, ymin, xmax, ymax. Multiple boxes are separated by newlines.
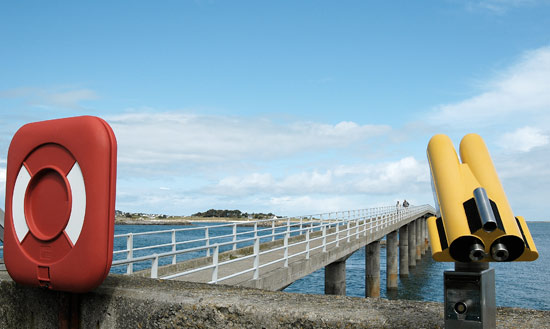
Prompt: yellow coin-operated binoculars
<box><xmin>427</xmin><ymin>134</ymin><xmax>538</xmax><ymax>329</ymax></box>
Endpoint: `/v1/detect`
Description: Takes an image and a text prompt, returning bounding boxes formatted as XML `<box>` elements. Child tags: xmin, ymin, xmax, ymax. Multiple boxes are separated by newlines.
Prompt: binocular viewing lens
<box><xmin>468</xmin><ymin>243</ymin><xmax>486</xmax><ymax>261</ymax></box>
<box><xmin>491</xmin><ymin>243</ymin><xmax>509</xmax><ymax>261</ymax></box>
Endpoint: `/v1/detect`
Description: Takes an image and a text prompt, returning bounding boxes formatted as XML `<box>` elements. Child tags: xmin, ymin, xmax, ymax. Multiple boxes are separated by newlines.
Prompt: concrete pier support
<box><xmin>425</xmin><ymin>218</ymin><xmax>430</xmax><ymax>252</ymax></box>
<box><xmin>421</xmin><ymin>219</ymin><xmax>427</xmax><ymax>255</ymax></box>
<box><xmin>399</xmin><ymin>225</ymin><xmax>409</xmax><ymax>277</ymax></box>
<box><xmin>408</xmin><ymin>221</ymin><xmax>416</xmax><ymax>267</ymax></box>
<box><xmin>386</xmin><ymin>231</ymin><xmax>398</xmax><ymax>290</ymax></box>
<box><xmin>325</xmin><ymin>260</ymin><xmax>346</xmax><ymax>296</ymax></box>
<box><xmin>415</xmin><ymin>220</ymin><xmax>422</xmax><ymax>261</ymax></box>
<box><xmin>366</xmin><ymin>240</ymin><xmax>380</xmax><ymax>297</ymax></box>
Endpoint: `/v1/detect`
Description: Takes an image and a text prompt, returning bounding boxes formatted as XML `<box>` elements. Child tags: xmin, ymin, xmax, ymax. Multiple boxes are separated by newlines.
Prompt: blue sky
<box><xmin>1</xmin><ymin>0</ymin><xmax>550</xmax><ymax>219</ymax></box>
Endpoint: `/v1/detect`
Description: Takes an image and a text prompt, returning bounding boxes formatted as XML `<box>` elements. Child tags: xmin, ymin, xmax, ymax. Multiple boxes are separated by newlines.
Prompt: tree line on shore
<box><xmin>192</xmin><ymin>209</ymin><xmax>276</xmax><ymax>219</ymax></box>
<box><xmin>115</xmin><ymin>209</ymin><xmax>277</xmax><ymax>220</ymax></box>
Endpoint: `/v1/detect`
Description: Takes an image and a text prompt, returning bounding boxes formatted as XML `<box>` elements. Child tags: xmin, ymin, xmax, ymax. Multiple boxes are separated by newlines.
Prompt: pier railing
<box><xmin>111</xmin><ymin>204</ymin><xmax>434</xmax><ymax>281</ymax></box>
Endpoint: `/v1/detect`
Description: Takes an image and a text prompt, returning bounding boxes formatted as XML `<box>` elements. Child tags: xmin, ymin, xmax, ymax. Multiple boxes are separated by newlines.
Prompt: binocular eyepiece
<box><xmin>491</xmin><ymin>242</ymin><xmax>509</xmax><ymax>262</ymax></box>
<box><xmin>450</xmin><ymin>236</ymin><xmax>516</xmax><ymax>262</ymax></box>
<box><xmin>464</xmin><ymin>240</ymin><xmax>511</xmax><ymax>262</ymax></box>
<box><xmin>468</xmin><ymin>243</ymin><xmax>486</xmax><ymax>262</ymax></box>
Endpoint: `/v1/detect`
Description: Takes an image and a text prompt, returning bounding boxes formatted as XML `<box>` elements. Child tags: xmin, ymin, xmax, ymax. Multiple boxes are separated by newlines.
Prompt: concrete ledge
<box><xmin>1</xmin><ymin>272</ymin><xmax>549</xmax><ymax>328</ymax></box>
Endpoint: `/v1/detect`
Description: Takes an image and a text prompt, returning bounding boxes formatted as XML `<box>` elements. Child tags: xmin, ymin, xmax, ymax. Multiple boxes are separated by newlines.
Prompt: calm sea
<box><xmin>3</xmin><ymin>222</ymin><xmax>548</xmax><ymax>310</ymax></box>
<box><xmin>284</xmin><ymin>221</ymin><xmax>550</xmax><ymax>310</ymax></box>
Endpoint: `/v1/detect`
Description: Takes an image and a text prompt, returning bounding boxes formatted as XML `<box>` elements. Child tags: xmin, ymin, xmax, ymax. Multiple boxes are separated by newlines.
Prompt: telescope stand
<box><xmin>444</xmin><ymin>262</ymin><xmax>496</xmax><ymax>329</ymax></box>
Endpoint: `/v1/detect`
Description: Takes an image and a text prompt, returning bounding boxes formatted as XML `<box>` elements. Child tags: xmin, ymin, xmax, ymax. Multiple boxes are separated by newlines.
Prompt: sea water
<box><xmin>284</xmin><ymin>221</ymin><xmax>550</xmax><ymax>310</ymax></box>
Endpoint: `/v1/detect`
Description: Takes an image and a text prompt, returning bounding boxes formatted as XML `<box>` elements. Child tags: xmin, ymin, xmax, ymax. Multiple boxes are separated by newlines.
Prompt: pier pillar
<box><xmin>408</xmin><ymin>221</ymin><xmax>416</xmax><ymax>267</ymax></box>
<box><xmin>365</xmin><ymin>240</ymin><xmax>380</xmax><ymax>298</ymax></box>
<box><xmin>399</xmin><ymin>225</ymin><xmax>409</xmax><ymax>277</ymax></box>
<box><xmin>325</xmin><ymin>260</ymin><xmax>346</xmax><ymax>296</ymax></box>
<box><xmin>421</xmin><ymin>218</ymin><xmax>427</xmax><ymax>255</ymax></box>
<box><xmin>416</xmin><ymin>220</ymin><xmax>422</xmax><ymax>261</ymax></box>
<box><xmin>386</xmin><ymin>231</ymin><xmax>398</xmax><ymax>290</ymax></box>
<box><xmin>425</xmin><ymin>218</ymin><xmax>430</xmax><ymax>251</ymax></box>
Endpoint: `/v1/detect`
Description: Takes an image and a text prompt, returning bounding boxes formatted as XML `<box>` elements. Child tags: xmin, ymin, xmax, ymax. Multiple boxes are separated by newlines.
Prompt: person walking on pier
<box><xmin>403</xmin><ymin>200</ymin><xmax>409</xmax><ymax>208</ymax></box>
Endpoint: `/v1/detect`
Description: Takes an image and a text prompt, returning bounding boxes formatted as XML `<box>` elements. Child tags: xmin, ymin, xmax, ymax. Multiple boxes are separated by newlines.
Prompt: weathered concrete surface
<box><xmin>398</xmin><ymin>225</ymin><xmax>408</xmax><ymax>277</ymax></box>
<box><xmin>385</xmin><ymin>231</ymin><xmax>398</xmax><ymax>290</ymax></box>
<box><xmin>408</xmin><ymin>221</ymin><xmax>416</xmax><ymax>267</ymax></box>
<box><xmin>1</xmin><ymin>272</ymin><xmax>549</xmax><ymax>329</ymax></box>
<box><xmin>366</xmin><ymin>241</ymin><xmax>381</xmax><ymax>298</ymax></box>
<box><xmin>324</xmin><ymin>260</ymin><xmax>346</xmax><ymax>295</ymax></box>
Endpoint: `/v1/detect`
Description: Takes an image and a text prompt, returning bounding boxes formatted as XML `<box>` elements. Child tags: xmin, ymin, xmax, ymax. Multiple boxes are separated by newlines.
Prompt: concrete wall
<box><xmin>1</xmin><ymin>272</ymin><xmax>549</xmax><ymax>329</ymax></box>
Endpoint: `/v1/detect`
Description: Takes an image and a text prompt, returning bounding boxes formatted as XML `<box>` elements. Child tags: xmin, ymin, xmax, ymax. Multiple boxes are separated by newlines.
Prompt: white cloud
<box><xmin>106</xmin><ymin>112</ymin><xmax>402</xmax><ymax>215</ymax></box>
<box><xmin>498</xmin><ymin>126</ymin><xmax>550</xmax><ymax>152</ymax></box>
<box><xmin>467</xmin><ymin>0</ymin><xmax>544</xmax><ymax>13</ymax></box>
<box><xmin>216</xmin><ymin>173</ymin><xmax>275</xmax><ymax>194</ymax></box>
<box><xmin>212</xmin><ymin>156</ymin><xmax>430</xmax><ymax>197</ymax></box>
<box><xmin>433</xmin><ymin>46</ymin><xmax>550</xmax><ymax>127</ymax></box>
<box><xmin>0</xmin><ymin>87</ymin><xmax>98</xmax><ymax>109</ymax></box>
<box><xmin>107</xmin><ymin>112</ymin><xmax>391</xmax><ymax>172</ymax></box>
<box><xmin>45</xmin><ymin>89</ymin><xmax>98</xmax><ymax>108</ymax></box>
<box><xmin>268</xmin><ymin>195</ymin><xmax>358</xmax><ymax>216</ymax></box>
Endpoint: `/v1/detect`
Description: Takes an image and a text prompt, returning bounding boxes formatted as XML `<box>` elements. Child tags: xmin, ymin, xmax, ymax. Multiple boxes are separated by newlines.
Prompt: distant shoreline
<box><xmin>114</xmin><ymin>216</ymin><xmax>275</xmax><ymax>226</ymax></box>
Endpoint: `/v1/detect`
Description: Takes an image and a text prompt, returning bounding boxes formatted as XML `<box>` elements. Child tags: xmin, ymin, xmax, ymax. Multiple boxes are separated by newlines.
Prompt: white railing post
<box><xmin>232</xmin><ymin>223</ymin><xmax>237</xmax><ymax>251</ymax></box>
<box><xmin>171</xmin><ymin>229</ymin><xmax>176</xmax><ymax>265</ymax></box>
<box><xmin>284</xmin><ymin>232</ymin><xmax>289</xmax><ymax>267</ymax></box>
<box><xmin>205</xmin><ymin>227</ymin><xmax>210</xmax><ymax>257</ymax></box>
<box><xmin>151</xmin><ymin>254</ymin><xmax>159</xmax><ymax>279</ymax></box>
<box><xmin>322</xmin><ymin>225</ymin><xmax>327</xmax><ymax>252</ymax></box>
<box><xmin>271</xmin><ymin>219</ymin><xmax>276</xmax><ymax>242</ymax></box>
<box><xmin>126</xmin><ymin>233</ymin><xmax>134</xmax><ymax>274</ymax></box>
<box><xmin>370</xmin><ymin>217</ymin><xmax>373</xmax><ymax>234</ymax></box>
<box><xmin>356</xmin><ymin>220</ymin><xmax>359</xmax><ymax>239</ymax></box>
<box><xmin>347</xmin><ymin>221</ymin><xmax>350</xmax><ymax>243</ymax></box>
<box><xmin>254</xmin><ymin>222</ymin><xmax>258</xmax><ymax>239</ymax></box>
<box><xmin>253</xmin><ymin>237</ymin><xmax>260</xmax><ymax>280</ymax></box>
<box><xmin>287</xmin><ymin>217</ymin><xmax>291</xmax><ymax>235</ymax></box>
<box><xmin>300</xmin><ymin>217</ymin><xmax>303</xmax><ymax>235</ymax></box>
<box><xmin>212</xmin><ymin>244</ymin><xmax>219</xmax><ymax>284</ymax></box>
<box><xmin>306</xmin><ymin>230</ymin><xmax>310</xmax><ymax>260</ymax></box>
<box><xmin>336</xmin><ymin>221</ymin><xmax>340</xmax><ymax>247</ymax></box>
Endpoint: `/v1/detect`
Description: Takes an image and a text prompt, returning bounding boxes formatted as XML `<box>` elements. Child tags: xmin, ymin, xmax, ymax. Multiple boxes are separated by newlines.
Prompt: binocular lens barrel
<box><xmin>468</xmin><ymin>243</ymin><xmax>486</xmax><ymax>261</ymax></box>
<box><xmin>491</xmin><ymin>242</ymin><xmax>509</xmax><ymax>261</ymax></box>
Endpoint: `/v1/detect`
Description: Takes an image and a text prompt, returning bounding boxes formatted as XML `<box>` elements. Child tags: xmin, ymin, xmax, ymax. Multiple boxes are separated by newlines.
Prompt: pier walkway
<box><xmin>112</xmin><ymin>204</ymin><xmax>435</xmax><ymax>295</ymax></box>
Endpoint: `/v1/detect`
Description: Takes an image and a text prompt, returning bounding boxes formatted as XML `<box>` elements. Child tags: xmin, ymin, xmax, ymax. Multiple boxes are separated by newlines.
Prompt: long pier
<box><xmin>112</xmin><ymin>205</ymin><xmax>435</xmax><ymax>296</ymax></box>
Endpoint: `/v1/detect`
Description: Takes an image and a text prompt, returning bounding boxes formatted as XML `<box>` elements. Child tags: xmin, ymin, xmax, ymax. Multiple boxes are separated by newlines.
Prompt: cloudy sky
<box><xmin>1</xmin><ymin>1</ymin><xmax>549</xmax><ymax>219</ymax></box>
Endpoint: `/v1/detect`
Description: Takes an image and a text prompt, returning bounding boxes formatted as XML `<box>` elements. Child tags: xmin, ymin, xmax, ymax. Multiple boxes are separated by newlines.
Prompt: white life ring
<box><xmin>12</xmin><ymin>161</ymin><xmax>86</xmax><ymax>247</ymax></box>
